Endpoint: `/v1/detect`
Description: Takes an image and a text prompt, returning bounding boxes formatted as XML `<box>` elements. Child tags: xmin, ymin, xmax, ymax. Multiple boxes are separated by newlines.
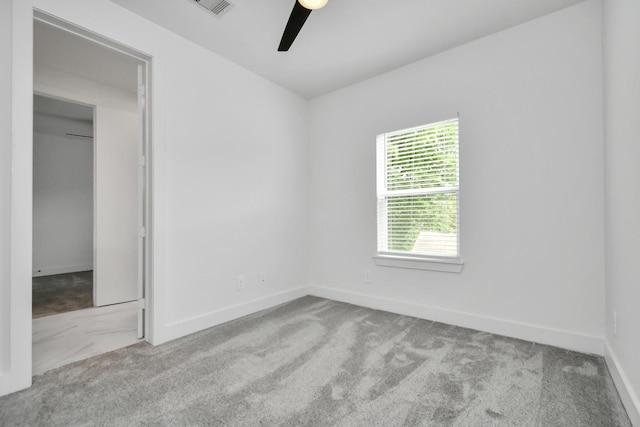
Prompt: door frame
<box><xmin>33</xmin><ymin>11</ymin><xmax>154</xmax><ymax>340</ymax></box>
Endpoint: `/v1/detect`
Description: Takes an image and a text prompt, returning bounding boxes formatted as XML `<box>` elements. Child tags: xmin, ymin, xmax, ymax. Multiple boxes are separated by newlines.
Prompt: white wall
<box><xmin>3</xmin><ymin>0</ymin><xmax>309</xmax><ymax>395</ymax></box>
<box><xmin>0</xmin><ymin>0</ymin><xmax>13</xmax><ymax>375</ymax></box>
<box><xmin>33</xmin><ymin>113</ymin><xmax>94</xmax><ymax>276</ymax></box>
<box><xmin>159</xmin><ymin>27</ymin><xmax>310</xmax><ymax>333</ymax></box>
<box><xmin>603</xmin><ymin>0</ymin><xmax>640</xmax><ymax>423</ymax></box>
<box><xmin>308</xmin><ymin>0</ymin><xmax>605</xmax><ymax>354</ymax></box>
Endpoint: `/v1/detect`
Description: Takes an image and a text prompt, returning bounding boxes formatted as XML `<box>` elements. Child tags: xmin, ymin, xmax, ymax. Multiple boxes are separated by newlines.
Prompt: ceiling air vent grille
<box><xmin>194</xmin><ymin>0</ymin><xmax>233</xmax><ymax>17</ymax></box>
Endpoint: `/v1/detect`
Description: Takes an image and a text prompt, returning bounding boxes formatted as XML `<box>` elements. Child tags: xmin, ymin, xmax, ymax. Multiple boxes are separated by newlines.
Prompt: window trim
<box><xmin>373</xmin><ymin>253</ymin><xmax>464</xmax><ymax>273</ymax></box>
<box><xmin>375</xmin><ymin>118</ymin><xmax>463</xmax><ymax>273</ymax></box>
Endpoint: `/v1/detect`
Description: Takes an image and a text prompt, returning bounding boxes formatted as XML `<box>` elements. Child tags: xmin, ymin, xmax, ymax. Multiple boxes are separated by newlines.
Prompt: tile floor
<box><xmin>32</xmin><ymin>301</ymin><xmax>141</xmax><ymax>375</ymax></box>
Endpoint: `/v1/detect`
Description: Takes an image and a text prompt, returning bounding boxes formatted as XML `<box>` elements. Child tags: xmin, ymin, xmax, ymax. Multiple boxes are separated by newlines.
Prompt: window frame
<box><xmin>374</xmin><ymin>118</ymin><xmax>464</xmax><ymax>273</ymax></box>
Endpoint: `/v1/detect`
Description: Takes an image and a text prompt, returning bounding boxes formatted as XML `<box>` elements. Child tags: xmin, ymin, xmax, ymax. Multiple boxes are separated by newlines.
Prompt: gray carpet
<box><xmin>0</xmin><ymin>296</ymin><xmax>631</xmax><ymax>426</ymax></box>
<box><xmin>32</xmin><ymin>271</ymin><xmax>93</xmax><ymax>318</ymax></box>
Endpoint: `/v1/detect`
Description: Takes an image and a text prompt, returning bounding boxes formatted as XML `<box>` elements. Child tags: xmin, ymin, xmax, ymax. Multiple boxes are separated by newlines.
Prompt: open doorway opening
<box><xmin>32</xmin><ymin>16</ymin><xmax>152</xmax><ymax>375</ymax></box>
<box><xmin>33</xmin><ymin>95</ymin><xmax>95</xmax><ymax>318</ymax></box>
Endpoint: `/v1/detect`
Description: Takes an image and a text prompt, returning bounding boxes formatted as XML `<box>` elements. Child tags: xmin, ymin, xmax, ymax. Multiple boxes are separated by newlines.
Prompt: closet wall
<box><xmin>33</xmin><ymin>107</ymin><xmax>94</xmax><ymax>276</ymax></box>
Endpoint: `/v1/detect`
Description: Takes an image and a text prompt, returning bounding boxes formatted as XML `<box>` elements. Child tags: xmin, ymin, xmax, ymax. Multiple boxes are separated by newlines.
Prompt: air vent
<box><xmin>194</xmin><ymin>0</ymin><xmax>233</xmax><ymax>17</ymax></box>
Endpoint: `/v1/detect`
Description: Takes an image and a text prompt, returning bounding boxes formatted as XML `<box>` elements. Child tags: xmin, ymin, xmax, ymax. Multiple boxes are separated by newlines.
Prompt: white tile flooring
<box><xmin>32</xmin><ymin>301</ymin><xmax>141</xmax><ymax>375</ymax></box>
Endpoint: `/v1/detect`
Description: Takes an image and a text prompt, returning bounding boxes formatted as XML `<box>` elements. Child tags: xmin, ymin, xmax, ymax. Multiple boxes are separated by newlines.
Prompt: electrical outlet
<box><xmin>260</xmin><ymin>273</ymin><xmax>266</xmax><ymax>285</ymax></box>
<box><xmin>613</xmin><ymin>311</ymin><xmax>617</xmax><ymax>336</ymax></box>
<box><xmin>364</xmin><ymin>270</ymin><xmax>371</xmax><ymax>283</ymax></box>
<box><xmin>236</xmin><ymin>275</ymin><xmax>245</xmax><ymax>291</ymax></box>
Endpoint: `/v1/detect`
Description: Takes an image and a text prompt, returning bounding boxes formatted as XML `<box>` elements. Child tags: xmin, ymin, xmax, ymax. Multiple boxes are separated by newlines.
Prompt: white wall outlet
<box><xmin>613</xmin><ymin>311</ymin><xmax>617</xmax><ymax>336</ymax></box>
<box><xmin>260</xmin><ymin>273</ymin><xmax>266</xmax><ymax>285</ymax></box>
<box><xmin>364</xmin><ymin>270</ymin><xmax>372</xmax><ymax>283</ymax></box>
<box><xmin>236</xmin><ymin>275</ymin><xmax>245</xmax><ymax>291</ymax></box>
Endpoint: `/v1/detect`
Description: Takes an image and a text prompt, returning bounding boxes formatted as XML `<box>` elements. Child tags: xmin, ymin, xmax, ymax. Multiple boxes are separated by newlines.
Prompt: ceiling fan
<box><xmin>278</xmin><ymin>0</ymin><xmax>328</xmax><ymax>51</ymax></box>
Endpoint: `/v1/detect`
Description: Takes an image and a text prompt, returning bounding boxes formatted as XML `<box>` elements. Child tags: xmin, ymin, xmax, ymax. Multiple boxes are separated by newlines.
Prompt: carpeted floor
<box><xmin>32</xmin><ymin>271</ymin><xmax>94</xmax><ymax>318</ymax></box>
<box><xmin>0</xmin><ymin>296</ymin><xmax>631</xmax><ymax>426</ymax></box>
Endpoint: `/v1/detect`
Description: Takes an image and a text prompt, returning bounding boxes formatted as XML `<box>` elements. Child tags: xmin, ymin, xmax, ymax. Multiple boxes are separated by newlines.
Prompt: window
<box><xmin>375</xmin><ymin>118</ymin><xmax>462</xmax><ymax>272</ymax></box>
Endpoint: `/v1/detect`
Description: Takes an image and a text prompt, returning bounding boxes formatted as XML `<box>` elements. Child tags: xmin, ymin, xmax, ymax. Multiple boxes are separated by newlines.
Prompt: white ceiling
<box><xmin>109</xmin><ymin>0</ymin><xmax>586</xmax><ymax>99</ymax></box>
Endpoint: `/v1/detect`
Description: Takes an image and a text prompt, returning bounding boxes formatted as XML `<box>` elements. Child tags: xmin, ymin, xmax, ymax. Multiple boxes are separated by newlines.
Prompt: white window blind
<box><xmin>377</xmin><ymin>118</ymin><xmax>460</xmax><ymax>259</ymax></box>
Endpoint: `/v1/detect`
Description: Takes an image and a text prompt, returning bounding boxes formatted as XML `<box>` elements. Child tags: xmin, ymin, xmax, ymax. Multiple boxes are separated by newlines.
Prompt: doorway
<box><xmin>33</xmin><ymin>95</ymin><xmax>95</xmax><ymax>318</ymax></box>
<box><xmin>32</xmin><ymin>16</ymin><xmax>152</xmax><ymax>375</ymax></box>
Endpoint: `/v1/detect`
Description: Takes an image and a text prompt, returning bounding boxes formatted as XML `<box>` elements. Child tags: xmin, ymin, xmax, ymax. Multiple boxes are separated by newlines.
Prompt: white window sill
<box><xmin>373</xmin><ymin>254</ymin><xmax>464</xmax><ymax>273</ymax></box>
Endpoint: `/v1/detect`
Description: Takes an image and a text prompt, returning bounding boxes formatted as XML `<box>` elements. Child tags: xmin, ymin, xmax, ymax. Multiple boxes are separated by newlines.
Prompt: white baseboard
<box><xmin>157</xmin><ymin>286</ymin><xmax>309</xmax><ymax>345</ymax></box>
<box><xmin>307</xmin><ymin>285</ymin><xmax>604</xmax><ymax>356</ymax></box>
<box><xmin>605</xmin><ymin>342</ymin><xmax>640</xmax><ymax>426</ymax></box>
<box><xmin>32</xmin><ymin>264</ymin><xmax>93</xmax><ymax>277</ymax></box>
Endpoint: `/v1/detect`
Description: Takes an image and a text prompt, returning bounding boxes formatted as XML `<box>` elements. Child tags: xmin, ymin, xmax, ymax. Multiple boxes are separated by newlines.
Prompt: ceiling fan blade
<box><xmin>278</xmin><ymin>1</ymin><xmax>312</xmax><ymax>52</ymax></box>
